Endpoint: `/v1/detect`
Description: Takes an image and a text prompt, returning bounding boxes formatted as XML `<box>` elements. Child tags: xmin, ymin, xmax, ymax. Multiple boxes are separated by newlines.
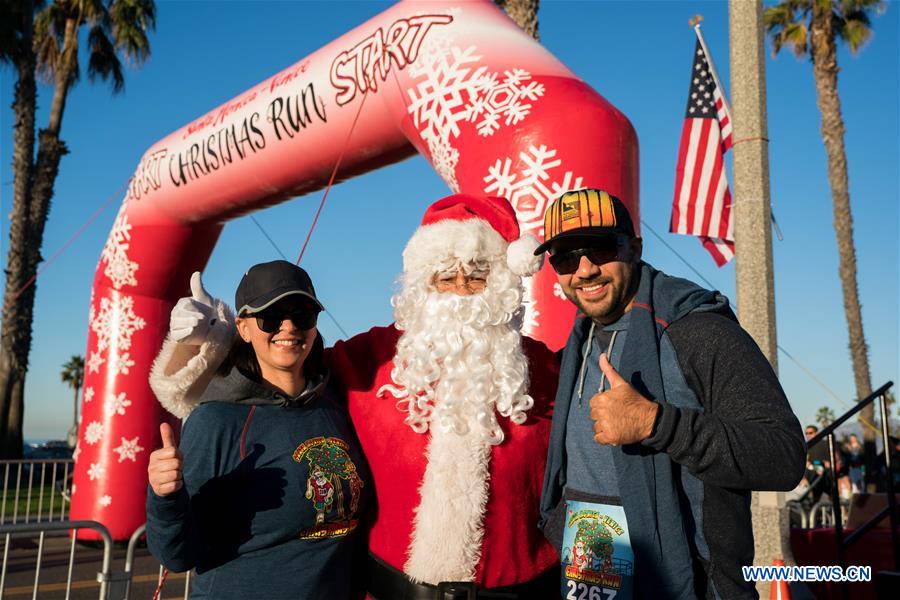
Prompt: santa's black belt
<box><xmin>367</xmin><ymin>553</ymin><xmax>559</xmax><ymax>600</ymax></box>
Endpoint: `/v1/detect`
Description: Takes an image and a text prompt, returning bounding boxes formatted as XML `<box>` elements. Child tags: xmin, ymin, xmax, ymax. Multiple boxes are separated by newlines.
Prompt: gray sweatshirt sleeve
<box><xmin>643</xmin><ymin>311</ymin><xmax>806</xmax><ymax>491</ymax></box>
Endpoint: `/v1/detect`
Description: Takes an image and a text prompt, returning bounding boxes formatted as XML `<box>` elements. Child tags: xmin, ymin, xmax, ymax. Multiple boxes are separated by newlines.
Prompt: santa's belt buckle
<box><xmin>436</xmin><ymin>580</ymin><xmax>477</xmax><ymax>600</ymax></box>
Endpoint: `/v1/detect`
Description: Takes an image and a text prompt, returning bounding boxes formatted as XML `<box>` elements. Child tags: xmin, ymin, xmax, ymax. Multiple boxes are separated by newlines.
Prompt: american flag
<box><xmin>670</xmin><ymin>35</ymin><xmax>734</xmax><ymax>266</ymax></box>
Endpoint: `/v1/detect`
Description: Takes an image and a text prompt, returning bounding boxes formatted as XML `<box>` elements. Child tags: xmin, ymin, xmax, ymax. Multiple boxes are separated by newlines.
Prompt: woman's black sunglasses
<box><xmin>548</xmin><ymin>235</ymin><xmax>628</xmax><ymax>275</ymax></box>
<box><xmin>250</xmin><ymin>307</ymin><xmax>319</xmax><ymax>333</ymax></box>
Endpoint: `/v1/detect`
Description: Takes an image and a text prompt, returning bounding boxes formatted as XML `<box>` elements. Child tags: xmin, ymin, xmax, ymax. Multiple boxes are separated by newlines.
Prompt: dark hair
<box><xmin>217</xmin><ymin>326</ymin><xmax>326</xmax><ymax>383</ymax></box>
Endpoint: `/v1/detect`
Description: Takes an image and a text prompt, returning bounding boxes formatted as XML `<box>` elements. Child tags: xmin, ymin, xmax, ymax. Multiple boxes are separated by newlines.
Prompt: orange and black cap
<box><xmin>534</xmin><ymin>188</ymin><xmax>635</xmax><ymax>255</ymax></box>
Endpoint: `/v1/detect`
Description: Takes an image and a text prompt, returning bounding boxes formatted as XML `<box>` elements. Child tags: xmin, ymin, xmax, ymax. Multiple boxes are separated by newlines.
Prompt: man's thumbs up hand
<box><xmin>148</xmin><ymin>422</ymin><xmax>184</xmax><ymax>496</ymax></box>
<box><xmin>589</xmin><ymin>353</ymin><xmax>659</xmax><ymax>446</ymax></box>
<box><xmin>169</xmin><ymin>271</ymin><xmax>217</xmax><ymax>345</ymax></box>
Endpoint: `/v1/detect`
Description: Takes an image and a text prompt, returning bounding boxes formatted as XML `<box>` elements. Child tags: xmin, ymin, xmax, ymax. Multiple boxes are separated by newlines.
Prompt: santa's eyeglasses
<box><xmin>548</xmin><ymin>235</ymin><xmax>629</xmax><ymax>275</ymax></box>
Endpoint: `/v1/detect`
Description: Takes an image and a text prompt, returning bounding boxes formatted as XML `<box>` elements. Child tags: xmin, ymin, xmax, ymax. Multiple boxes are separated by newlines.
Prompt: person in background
<box><xmin>843</xmin><ymin>433</ymin><xmax>864</xmax><ymax>493</ymax></box>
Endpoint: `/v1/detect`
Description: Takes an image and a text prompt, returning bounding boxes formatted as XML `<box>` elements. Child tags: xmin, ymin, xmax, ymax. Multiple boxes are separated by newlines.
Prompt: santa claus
<box><xmin>148</xmin><ymin>194</ymin><xmax>560</xmax><ymax>597</ymax></box>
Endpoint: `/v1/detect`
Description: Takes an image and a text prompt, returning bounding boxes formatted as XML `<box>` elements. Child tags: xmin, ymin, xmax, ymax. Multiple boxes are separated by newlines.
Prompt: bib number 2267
<box><xmin>566</xmin><ymin>581</ymin><xmax>617</xmax><ymax>600</ymax></box>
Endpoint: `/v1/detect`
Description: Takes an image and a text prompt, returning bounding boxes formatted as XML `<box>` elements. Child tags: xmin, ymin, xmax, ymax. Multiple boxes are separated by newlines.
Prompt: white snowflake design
<box><xmin>109</xmin><ymin>352</ymin><xmax>135</xmax><ymax>376</ymax></box>
<box><xmin>87</xmin><ymin>463</ymin><xmax>105</xmax><ymax>482</ymax></box>
<box><xmin>464</xmin><ymin>69</ymin><xmax>545</xmax><ymax>137</ymax></box>
<box><xmin>520</xmin><ymin>283</ymin><xmax>540</xmax><ymax>336</ymax></box>
<box><xmin>83</xmin><ymin>386</ymin><xmax>94</xmax><ymax>403</ymax></box>
<box><xmin>105</xmin><ymin>392</ymin><xmax>132</xmax><ymax>417</ymax></box>
<box><xmin>86</xmin><ymin>351</ymin><xmax>105</xmax><ymax>375</ymax></box>
<box><xmin>90</xmin><ymin>295</ymin><xmax>146</xmax><ymax>353</ymax></box>
<box><xmin>84</xmin><ymin>421</ymin><xmax>104</xmax><ymax>445</ymax></box>
<box><xmin>553</xmin><ymin>282</ymin><xmax>567</xmax><ymax>301</ymax></box>
<box><xmin>483</xmin><ymin>143</ymin><xmax>585</xmax><ymax>229</ymax></box>
<box><xmin>101</xmin><ymin>205</ymin><xmax>139</xmax><ymax>290</ymax></box>
<box><xmin>113</xmin><ymin>436</ymin><xmax>144</xmax><ymax>463</ymax></box>
<box><xmin>405</xmin><ymin>38</ymin><xmax>546</xmax><ymax>190</ymax></box>
<box><xmin>99</xmin><ymin>495</ymin><xmax>112</xmax><ymax>507</ymax></box>
<box><xmin>72</xmin><ymin>444</ymin><xmax>81</xmax><ymax>463</ymax></box>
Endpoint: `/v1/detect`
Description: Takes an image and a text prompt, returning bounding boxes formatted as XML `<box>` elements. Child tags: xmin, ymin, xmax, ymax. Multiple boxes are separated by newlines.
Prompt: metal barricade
<box><xmin>0</xmin><ymin>520</ymin><xmax>113</xmax><ymax>600</ymax></box>
<box><xmin>0</xmin><ymin>518</ymin><xmax>190</xmax><ymax>600</ymax></box>
<box><xmin>123</xmin><ymin>524</ymin><xmax>191</xmax><ymax>600</ymax></box>
<box><xmin>1</xmin><ymin>460</ymin><xmax>74</xmax><ymax>525</ymax></box>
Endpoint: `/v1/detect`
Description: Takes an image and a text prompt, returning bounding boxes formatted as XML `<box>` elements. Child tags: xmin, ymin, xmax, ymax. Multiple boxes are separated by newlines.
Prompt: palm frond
<box><xmin>87</xmin><ymin>23</ymin><xmax>124</xmax><ymax>92</ymax></box>
<box><xmin>109</xmin><ymin>0</ymin><xmax>156</xmax><ymax>64</ymax></box>
<box><xmin>833</xmin><ymin>0</ymin><xmax>881</xmax><ymax>53</ymax></box>
<box><xmin>33</xmin><ymin>3</ymin><xmax>64</xmax><ymax>82</ymax></box>
<box><xmin>839</xmin><ymin>16</ymin><xmax>874</xmax><ymax>52</ymax></box>
<box><xmin>764</xmin><ymin>0</ymin><xmax>813</xmax><ymax>57</ymax></box>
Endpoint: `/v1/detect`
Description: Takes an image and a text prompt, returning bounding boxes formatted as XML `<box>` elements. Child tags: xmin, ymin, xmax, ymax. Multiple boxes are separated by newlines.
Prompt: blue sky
<box><xmin>1</xmin><ymin>0</ymin><xmax>897</xmax><ymax>440</ymax></box>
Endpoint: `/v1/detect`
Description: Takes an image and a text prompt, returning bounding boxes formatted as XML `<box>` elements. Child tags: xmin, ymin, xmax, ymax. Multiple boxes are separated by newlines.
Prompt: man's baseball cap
<box><xmin>235</xmin><ymin>260</ymin><xmax>324</xmax><ymax>315</ymax></box>
<box><xmin>534</xmin><ymin>188</ymin><xmax>636</xmax><ymax>255</ymax></box>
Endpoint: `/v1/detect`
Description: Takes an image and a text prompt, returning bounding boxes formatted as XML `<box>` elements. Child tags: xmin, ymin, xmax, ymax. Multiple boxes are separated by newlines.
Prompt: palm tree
<box><xmin>816</xmin><ymin>406</ymin><xmax>836</xmax><ymax>429</ymax></box>
<box><xmin>0</xmin><ymin>0</ymin><xmax>156</xmax><ymax>458</ymax></box>
<box><xmin>764</xmin><ymin>0</ymin><xmax>883</xmax><ymax>460</ymax></box>
<box><xmin>60</xmin><ymin>355</ymin><xmax>84</xmax><ymax>448</ymax></box>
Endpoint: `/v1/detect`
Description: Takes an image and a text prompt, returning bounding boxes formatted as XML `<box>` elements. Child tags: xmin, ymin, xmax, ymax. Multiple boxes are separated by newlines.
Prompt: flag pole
<box><xmin>693</xmin><ymin>22</ymin><xmax>733</xmax><ymax>124</ymax></box>
<box><xmin>728</xmin><ymin>1</ymin><xmax>791</xmax><ymax>590</ymax></box>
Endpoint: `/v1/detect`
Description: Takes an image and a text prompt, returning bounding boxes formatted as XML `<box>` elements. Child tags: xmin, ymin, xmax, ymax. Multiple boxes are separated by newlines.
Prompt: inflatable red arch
<box><xmin>70</xmin><ymin>0</ymin><xmax>639</xmax><ymax>539</ymax></box>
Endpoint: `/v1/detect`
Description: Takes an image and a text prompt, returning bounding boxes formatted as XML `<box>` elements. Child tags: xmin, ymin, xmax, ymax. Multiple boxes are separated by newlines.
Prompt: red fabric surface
<box><xmin>790</xmin><ymin>528</ymin><xmax>894</xmax><ymax>599</ymax></box>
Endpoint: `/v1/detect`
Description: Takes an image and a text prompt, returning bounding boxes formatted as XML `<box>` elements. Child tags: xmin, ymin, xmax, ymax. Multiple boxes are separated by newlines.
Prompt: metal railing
<box><xmin>1</xmin><ymin>460</ymin><xmax>189</xmax><ymax>599</ymax></box>
<box><xmin>805</xmin><ymin>380</ymin><xmax>898</xmax><ymax>599</ymax></box>
<box><xmin>0</xmin><ymin>520</ymin><xmax>113</xmax><ymax>600</ymax></box>
<box><xmin>1</xmin><ymin>460</ymin><xmax>73</xmax><ymax>525</ymax></box>
<box><xmin>0</xmin><ymin>519</ymin><xmax>190</xmax><ymax>600</ymax></box>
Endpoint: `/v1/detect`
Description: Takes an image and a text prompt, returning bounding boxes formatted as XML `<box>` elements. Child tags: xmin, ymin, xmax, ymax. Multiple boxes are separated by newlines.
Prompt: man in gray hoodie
<box><xmin>536</xmin><ymin>188</ymin><xmax>806</xmax><ymax>600</ymax></box>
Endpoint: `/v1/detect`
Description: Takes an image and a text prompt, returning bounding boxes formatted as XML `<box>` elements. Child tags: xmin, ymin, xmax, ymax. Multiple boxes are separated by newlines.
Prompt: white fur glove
<box><xmin>169</xmin><ymin>272</ymin><xmax>218</xmax><ymax>345</ymax></box>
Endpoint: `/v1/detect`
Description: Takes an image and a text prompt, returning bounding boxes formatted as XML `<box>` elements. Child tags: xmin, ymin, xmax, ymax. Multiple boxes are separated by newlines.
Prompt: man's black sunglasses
<box><xmin>248</xmin><ymin>307</ymin><xmax>319</xmax><ymax>333</ymax></box>
<box><xmin>548</xmin><ymin>235</ymin><xmax>629</xmax><ymax>275</ymax></box>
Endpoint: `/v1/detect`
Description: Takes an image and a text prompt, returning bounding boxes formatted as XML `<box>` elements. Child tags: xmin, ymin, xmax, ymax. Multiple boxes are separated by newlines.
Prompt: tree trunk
<box><xmin>47</xmin><ymin>18</ymin><xmax>78</xmax><ymax>137</ymax></box>
<box><xmin>0</xmin><ymin>0</ymin><xmax>36</xmax><ymax>459</ymax></box>
<box><xmin>494</xmin><ymin>0</ymin><xmax>540</xmax><ymax>40</ymax></box>
<box><xmin>0</xmin><ymin>3</ymin><xmax>73</xmax><ymax>458</ymax></box>
<box><xmin>809</xmin><ymin>2</ymin><xmax>875</xmax><ymax>472</ymax></box>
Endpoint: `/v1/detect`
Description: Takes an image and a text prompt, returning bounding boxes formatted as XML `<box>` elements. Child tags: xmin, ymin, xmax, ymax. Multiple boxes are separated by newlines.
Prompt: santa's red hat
<box><xmin>402</xmin><ymin>194</ymin><xmax>543</xmax><ymax>279</ymax></box>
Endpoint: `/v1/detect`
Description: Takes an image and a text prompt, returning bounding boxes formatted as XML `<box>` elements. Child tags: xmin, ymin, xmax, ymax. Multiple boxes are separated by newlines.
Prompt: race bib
<box><xmin>560</xmin><ymin>499</ymin><xmax>634</xmax><ymax>600</ymax></box>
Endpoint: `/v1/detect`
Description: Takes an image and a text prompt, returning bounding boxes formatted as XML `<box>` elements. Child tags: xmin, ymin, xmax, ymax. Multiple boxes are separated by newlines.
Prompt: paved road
<box><xmin>1</xmin><ymin>532</ymin><xmax>190</xmax><ymax>600</ymax></box>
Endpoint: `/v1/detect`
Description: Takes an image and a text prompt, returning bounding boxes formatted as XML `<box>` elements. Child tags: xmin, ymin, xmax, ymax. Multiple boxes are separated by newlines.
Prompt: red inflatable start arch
<box><xmin>71</xmin><ymin>0</ymin><xmax>639</xmax><ymax>539</ymax></box>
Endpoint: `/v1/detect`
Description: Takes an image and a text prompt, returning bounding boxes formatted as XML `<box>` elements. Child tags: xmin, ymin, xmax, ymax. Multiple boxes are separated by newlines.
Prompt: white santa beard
<box><xmin>404</xmin><ymin>425</ymin><xmax>491</xmax><ymax>583</ymax></box>
<box><xmin>379</xmin><ymin>285</ymin><xmax>534</xmax><ymax>583</ymax></box>
<box><xmin>382</xmin><ymin>289</ymin><xmax>534</xmax><ymax>445</ymax></box>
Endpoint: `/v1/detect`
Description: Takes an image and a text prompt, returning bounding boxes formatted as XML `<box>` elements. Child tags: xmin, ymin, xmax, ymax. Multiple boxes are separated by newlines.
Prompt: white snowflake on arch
<box><xmin>113</xmin><ymin>436</ymin><xmax>144</xmax><ymax>463</ymax></box>
<box><xmin>464</xmin><ymin>69</ymin><xmax>545</xmax><ymax>137</ymax></box>
<box><xmin>483</xmin><ymin>143</ymin><xmax>584</xmax><ymax>230</ymax></box>
<box><xmin>405</xmin><ymin>39</ymin><xmax>547</xmax><ymax>191</ymax></box>
<box><xmin>101</xmin><ymin>205</ymin><xmax>139</xmax><ymax>290</ymax></box>
<box><xmin>99</xmin><ymin>495</ymin><xmax>112</xmax><ymax>508</ymax></box>
<box><xmin>84</xmin><ymin>421</ymin><xmax>104</xmax><ymax>445</ymax></box>
<box><xmin>90</xmin><ymin>296</ymin><xmax>146</xmax><ymax>353</ymax></box>
<box><xmin>87</xmin><ymin>463</ymin><xmax>105</xmax><ymax>481</ymax></box>
<box><xmin>83</xmin><ymin>386</ymin><xmax>95</xmax><ymax>403</ymax></box>
<box><xmin>109</xmin><ymin>352</ymin><xmax>135</xmax><ymax>376</ymax></box>
<box><xmin>553</xmin><ymin>282</ymin><xmax>567</xmax><ymax>301</ymax></box>
<box><xmin>86</xmin><ymin>351</ymin><xmax>105</xmax><ymax>375</ymax></box>
<box><xmin>105</xmin><ymin>392</ymin><xmax>132</xmax><ymax>417</ymax></box>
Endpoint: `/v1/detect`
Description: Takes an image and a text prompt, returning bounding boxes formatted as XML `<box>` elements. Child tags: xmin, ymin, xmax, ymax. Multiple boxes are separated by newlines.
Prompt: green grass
<box><xmin>1</xmin><ymin>485</ymin><xmax>70</xmax><ymax>522</ymax></box>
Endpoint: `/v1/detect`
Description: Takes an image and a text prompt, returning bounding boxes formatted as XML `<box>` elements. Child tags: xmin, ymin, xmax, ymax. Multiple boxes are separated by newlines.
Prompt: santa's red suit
<box><xmin>326</xmin><ymin>324</ymin><xmax>559</xmax><ymax>588</ymax></box>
